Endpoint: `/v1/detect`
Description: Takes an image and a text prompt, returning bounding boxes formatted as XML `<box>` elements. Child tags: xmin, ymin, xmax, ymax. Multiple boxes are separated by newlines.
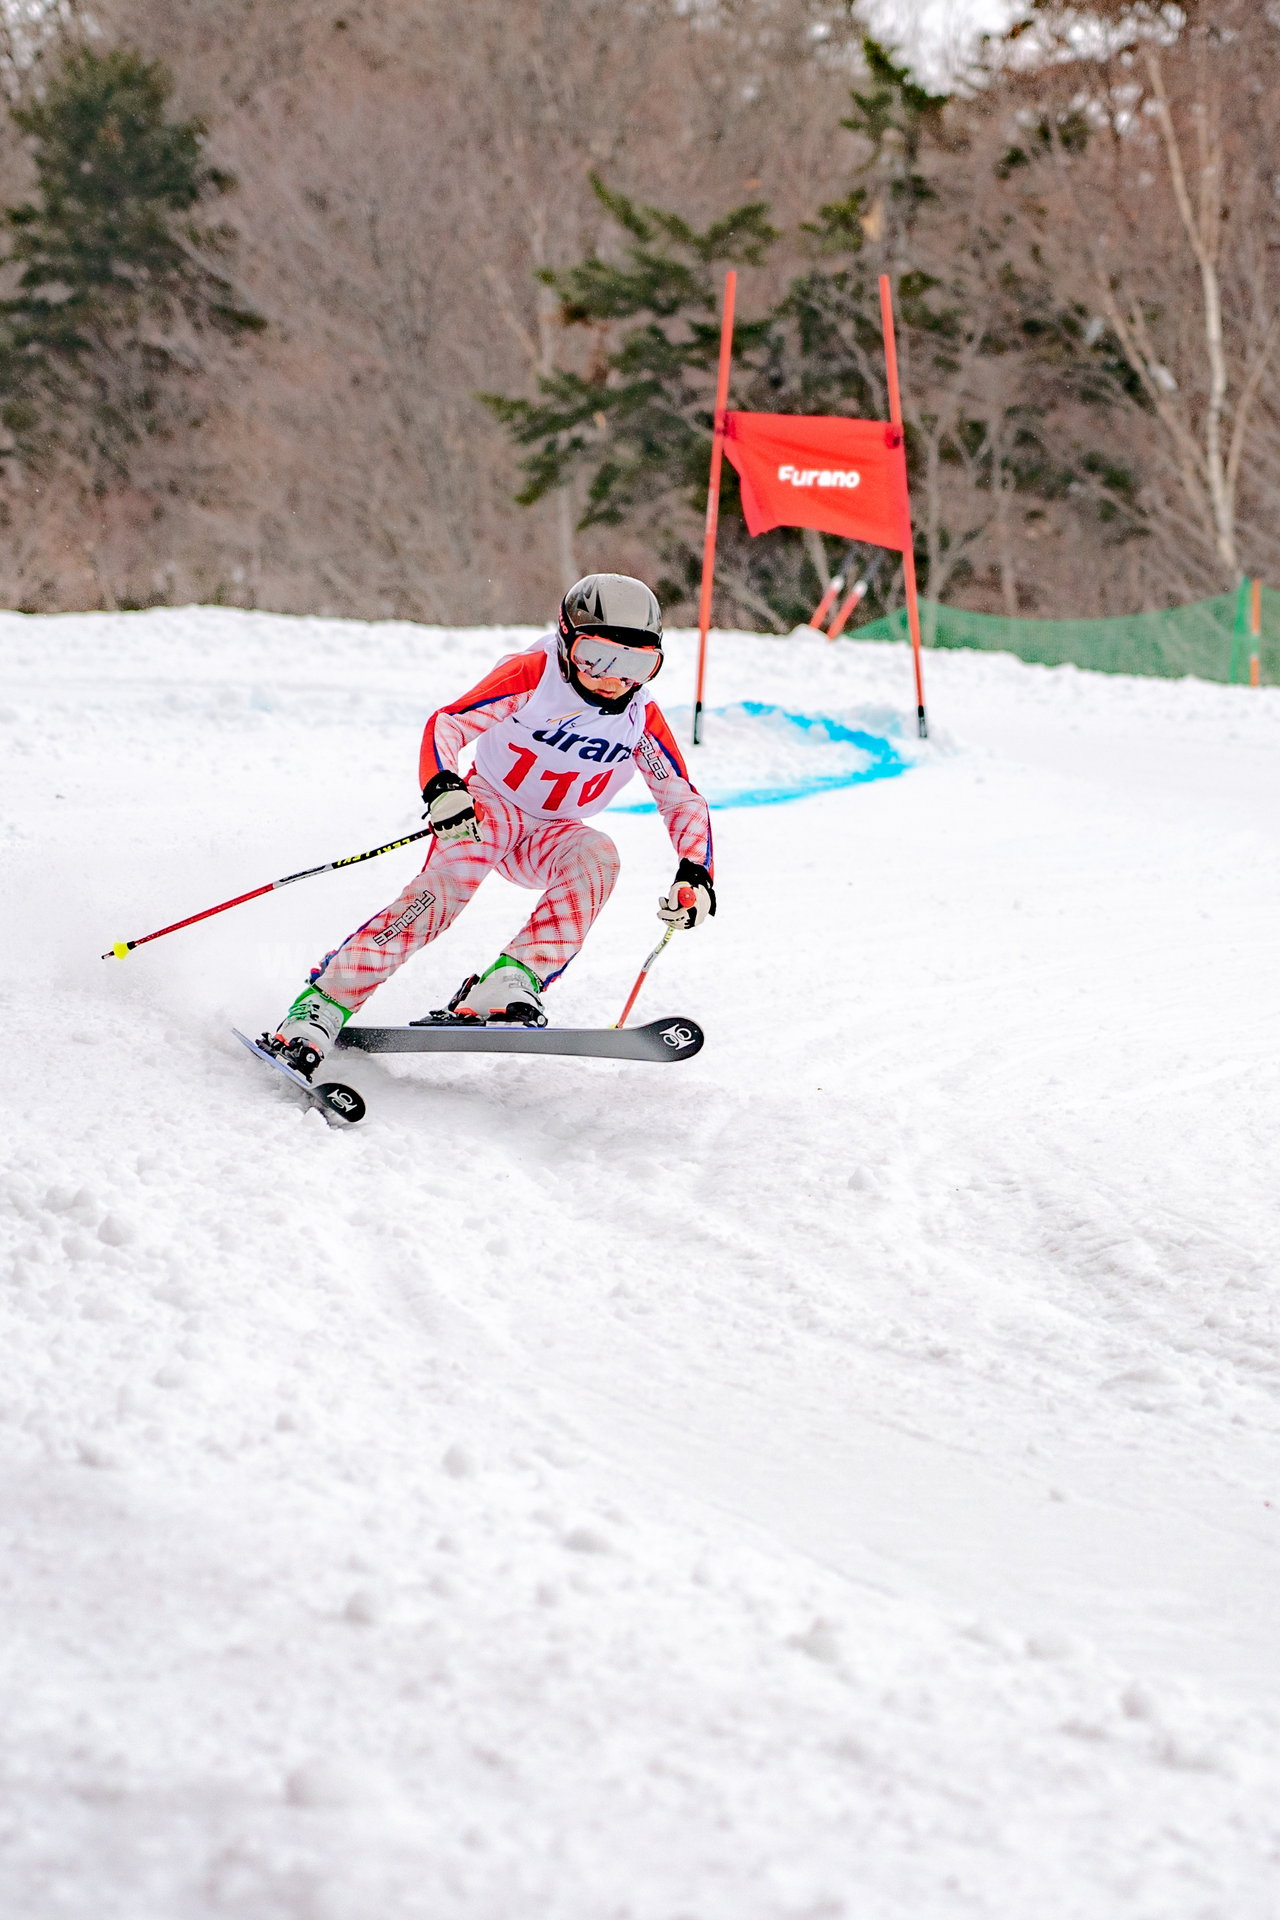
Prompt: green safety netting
<box><xmin>854</xmin><ymin>583</ymin><xmax>1280</xmax><ymax>685</ymax></box>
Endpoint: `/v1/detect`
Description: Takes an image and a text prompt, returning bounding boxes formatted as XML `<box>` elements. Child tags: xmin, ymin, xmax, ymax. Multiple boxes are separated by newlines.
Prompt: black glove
<box><xmin>422</xmin><ymin>769</ymin><xmax>481</xmax><ymax>845</ymax></box>
<box><xmin>657</xmin><ymin>857</ymin><xmax>715</xmax><ymax>930</ymax></box>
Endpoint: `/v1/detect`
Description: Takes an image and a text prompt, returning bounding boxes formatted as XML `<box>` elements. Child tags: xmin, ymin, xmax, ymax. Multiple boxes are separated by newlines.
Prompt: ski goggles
<box><xmin>569</xmin><ymin>632</ymin><xmax>663</xmax><ymax>684</ymax></box>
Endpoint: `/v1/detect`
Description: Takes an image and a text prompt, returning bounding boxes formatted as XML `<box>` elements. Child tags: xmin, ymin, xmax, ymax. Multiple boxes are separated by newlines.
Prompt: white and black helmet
<box><xmin>557</xmin><ymin>572</ymin><xmax>663</xmax><ymax>711</ymax></box>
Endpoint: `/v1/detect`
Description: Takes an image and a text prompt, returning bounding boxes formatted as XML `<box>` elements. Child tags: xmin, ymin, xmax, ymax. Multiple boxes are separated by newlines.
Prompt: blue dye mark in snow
<box><xmin>609</xmin><ymin>701</ymin><xmax>909</xmax><ymax>812</ymax></box>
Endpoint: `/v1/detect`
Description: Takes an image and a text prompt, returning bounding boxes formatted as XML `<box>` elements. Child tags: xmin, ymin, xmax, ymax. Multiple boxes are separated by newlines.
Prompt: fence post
<box><xmin>1229</xmin><ymin>575</ymin><xmax>1249</xmax><ymax>683</ymax></box>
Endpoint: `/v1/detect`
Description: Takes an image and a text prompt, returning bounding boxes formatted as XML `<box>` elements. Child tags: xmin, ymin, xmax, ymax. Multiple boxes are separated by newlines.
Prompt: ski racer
<box><xmin>263</xmin><ymin>573</ymin><xmax>715</xmax><ymax>1076</ymax></box>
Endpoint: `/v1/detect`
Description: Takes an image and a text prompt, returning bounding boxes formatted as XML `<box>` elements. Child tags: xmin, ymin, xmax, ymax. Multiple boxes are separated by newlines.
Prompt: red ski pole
<box><xmin>613</xmin><ymin>888</ymin><xmax>696</xmax><ymax>1028</ymax></box>
<box><xmin>102</xmin><ymin>826</ymin><xmax>434</xmax><ymax>960</ymax></box>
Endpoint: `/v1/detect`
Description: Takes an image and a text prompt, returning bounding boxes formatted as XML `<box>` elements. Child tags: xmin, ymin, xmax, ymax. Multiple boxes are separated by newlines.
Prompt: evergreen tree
<box><xmin>483</xmin><ymin>41</ymin><xmax>1143</xmax><ymax>627</ymax></box>
<box><xmin>480</xmin><ymin>176</ymin><xmax>799</xmax><ymax>628</ymax></box>
<box><xmin>0</xmin><ymin>45</ymin><xmax>264</xmax><ymax>475</ymax></box>
<box><xmin>480</xmin><ymin>48</ymin><xmax>952</xmax><ymax>627</ymax></box>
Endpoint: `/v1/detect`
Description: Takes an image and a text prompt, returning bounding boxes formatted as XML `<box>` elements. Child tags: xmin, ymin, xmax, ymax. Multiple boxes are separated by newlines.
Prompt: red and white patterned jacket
<box><xmin>419</xmin><ymin>637</ymin><xmax>713</xmax><ymax>874</ymax></box>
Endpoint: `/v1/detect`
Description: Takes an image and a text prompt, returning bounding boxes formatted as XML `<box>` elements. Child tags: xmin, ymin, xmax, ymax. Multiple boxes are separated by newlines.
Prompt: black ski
<box><xmin>232</xmin><ymin>1028</ymin><xmax>367</xmax><ymax>1125</ymax></box>
<box><xmin>335</xmin><ymin>1014</ymin><xmax>704</xmax><ymax>1064</ymax></box>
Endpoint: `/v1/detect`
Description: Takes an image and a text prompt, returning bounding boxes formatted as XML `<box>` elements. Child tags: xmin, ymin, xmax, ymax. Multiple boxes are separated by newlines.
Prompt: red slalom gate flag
<box><xmin>721</xmin><ymin>411</ymin><xmax>912</xmax><ymax>551</ymax></box>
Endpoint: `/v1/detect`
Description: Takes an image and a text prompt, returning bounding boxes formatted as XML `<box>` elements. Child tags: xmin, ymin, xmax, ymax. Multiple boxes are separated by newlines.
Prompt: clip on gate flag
<box><xmin>721</xmin><ymin>413</ymin><xmax>912</xmax><ymax>550</ymax></box>
<box><xmin>691</xmin><ymin>272</ymin><xmax>928</xmax><ymax>743</ymax></box>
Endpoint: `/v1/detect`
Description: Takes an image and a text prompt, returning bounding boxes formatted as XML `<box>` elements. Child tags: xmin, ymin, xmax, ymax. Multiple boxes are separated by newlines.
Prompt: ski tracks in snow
<box><xmin>2</xmin><ymin>610</ymin><xmax>1279</xmax><ymax>1917</ymax></box>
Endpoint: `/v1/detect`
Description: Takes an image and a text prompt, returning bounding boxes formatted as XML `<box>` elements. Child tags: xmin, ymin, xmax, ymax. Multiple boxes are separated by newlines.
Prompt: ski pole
<box><xmin>102</xmin><ymin>826</ymin><xmax>434</xmax><ymax>961</ymax></box>
<box><xmin>613</xmin><ymin>887</ymin><xmax>696</xmax><ymax>1028</ymax></box>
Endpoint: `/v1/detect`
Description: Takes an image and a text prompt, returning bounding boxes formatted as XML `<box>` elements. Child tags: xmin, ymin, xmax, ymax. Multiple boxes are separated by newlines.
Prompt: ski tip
<box><xmin>639</xmin><ymin>1016</ymin><xmax>705</xmax><ymax>1061</ymax></box>
<box><xmin>232</xmin><ymin>1029</ymin><xmax>368</xmax><ymax>1126</ymax></box>
<box><xmin>314</xmin><ymin>1081</ymin><xmax>366</xmax><ymax>1125</ymax></box>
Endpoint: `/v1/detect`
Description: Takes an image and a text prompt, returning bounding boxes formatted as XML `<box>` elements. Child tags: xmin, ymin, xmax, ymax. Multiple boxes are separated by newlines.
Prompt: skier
<box><xmin>263</xmin><ymin>573</ymin><xmax>716</xmax><ymax>1076</ymax></box>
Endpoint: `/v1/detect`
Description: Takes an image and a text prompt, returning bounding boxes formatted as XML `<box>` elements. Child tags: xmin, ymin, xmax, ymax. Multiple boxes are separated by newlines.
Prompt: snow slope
<box><xmin>3</xmin><ymin>608</ymin><xmax>1278</xmax><ymax>1919</ymax></box>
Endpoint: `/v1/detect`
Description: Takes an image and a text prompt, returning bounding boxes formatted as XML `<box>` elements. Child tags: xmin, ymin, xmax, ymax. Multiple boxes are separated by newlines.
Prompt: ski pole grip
<box><xmin>677</xmin><ymin>885</ymin><xmax>697</xmax><ymax>908</ymax></box>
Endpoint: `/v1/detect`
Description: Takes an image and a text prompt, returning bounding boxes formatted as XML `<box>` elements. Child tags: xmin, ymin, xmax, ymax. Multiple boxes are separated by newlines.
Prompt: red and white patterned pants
<box><xmin>312</xmin><ymin>775</ymin><xmax>621</xmax><ymax>1012</ymax></box>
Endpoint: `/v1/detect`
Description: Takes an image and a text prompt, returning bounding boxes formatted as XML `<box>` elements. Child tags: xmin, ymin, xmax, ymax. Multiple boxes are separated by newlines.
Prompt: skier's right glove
<box><xmin>658</xmin><ymin>858</ymin><xmax>715</xmax><ymax>930</ymax></box>
<box><xmin>422</xmin><ymin>769</ymin><xmax>482</xmax><ymax>846</ymax></box>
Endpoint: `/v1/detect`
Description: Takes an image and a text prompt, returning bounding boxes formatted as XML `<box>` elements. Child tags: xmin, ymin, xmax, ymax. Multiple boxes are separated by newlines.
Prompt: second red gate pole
<box><xmin>879</xmin><ymin>275</ymin><xmax>928</xmax><ymax>739</ymax></box>
<box><xmin>692</xmin><ymin>269</ymin><xmax>737</xmax><ymax>747</ymax></box>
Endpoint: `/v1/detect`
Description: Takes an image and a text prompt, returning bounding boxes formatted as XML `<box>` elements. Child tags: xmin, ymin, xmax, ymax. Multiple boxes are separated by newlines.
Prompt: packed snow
<box><xmin>2</xmin><ymin>607</ymin><xmax>1278</xmax><ymax>1918</ymax></box>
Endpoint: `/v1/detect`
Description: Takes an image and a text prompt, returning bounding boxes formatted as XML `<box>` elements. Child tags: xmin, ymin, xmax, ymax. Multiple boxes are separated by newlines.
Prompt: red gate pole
<box><xmin>805</xmin><ymin>573</ymin><xmax>845</xmax><ymax>632</ymax></box>
<box><xmin>692</xmin><ymin>269</ymin><xmax>737</xmax><ymax>746</ymax></box>
<box><xmin>826</xmin><ymin>577</ymin><xmax>869</xmax><ymax>641</ymax></box>
<box><xmin>879</xmin><ymin>274</ymin><xmax>928</xmax><ymax>740</ymax></box>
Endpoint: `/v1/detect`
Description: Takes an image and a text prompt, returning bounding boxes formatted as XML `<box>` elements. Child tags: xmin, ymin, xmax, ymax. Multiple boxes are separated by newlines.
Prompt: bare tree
<box><xmin>0</xmin><ymin>0</ymin><xmax>867</xmax><ymax>618</ymax></box>
<box><xmin>8</xmin><ymin>0</ymin><xmax>1280</xmax><ymax>624</ymax></box>
<box><xmin>998</xmin><ymin>2</ymin><xmax>1280</xmax><ymax>600</ymax></box>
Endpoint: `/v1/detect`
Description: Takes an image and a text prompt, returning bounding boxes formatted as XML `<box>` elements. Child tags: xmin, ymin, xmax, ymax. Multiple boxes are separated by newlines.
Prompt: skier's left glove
<box><xmin>658</xmin><ymin>858</ymin><xmax>715</xmax><ymax>930</ymax></box>
<box><xmin>422</xmin><ymin>769</ymin><xmax>482</xmax><ymax>845</ymax></box>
